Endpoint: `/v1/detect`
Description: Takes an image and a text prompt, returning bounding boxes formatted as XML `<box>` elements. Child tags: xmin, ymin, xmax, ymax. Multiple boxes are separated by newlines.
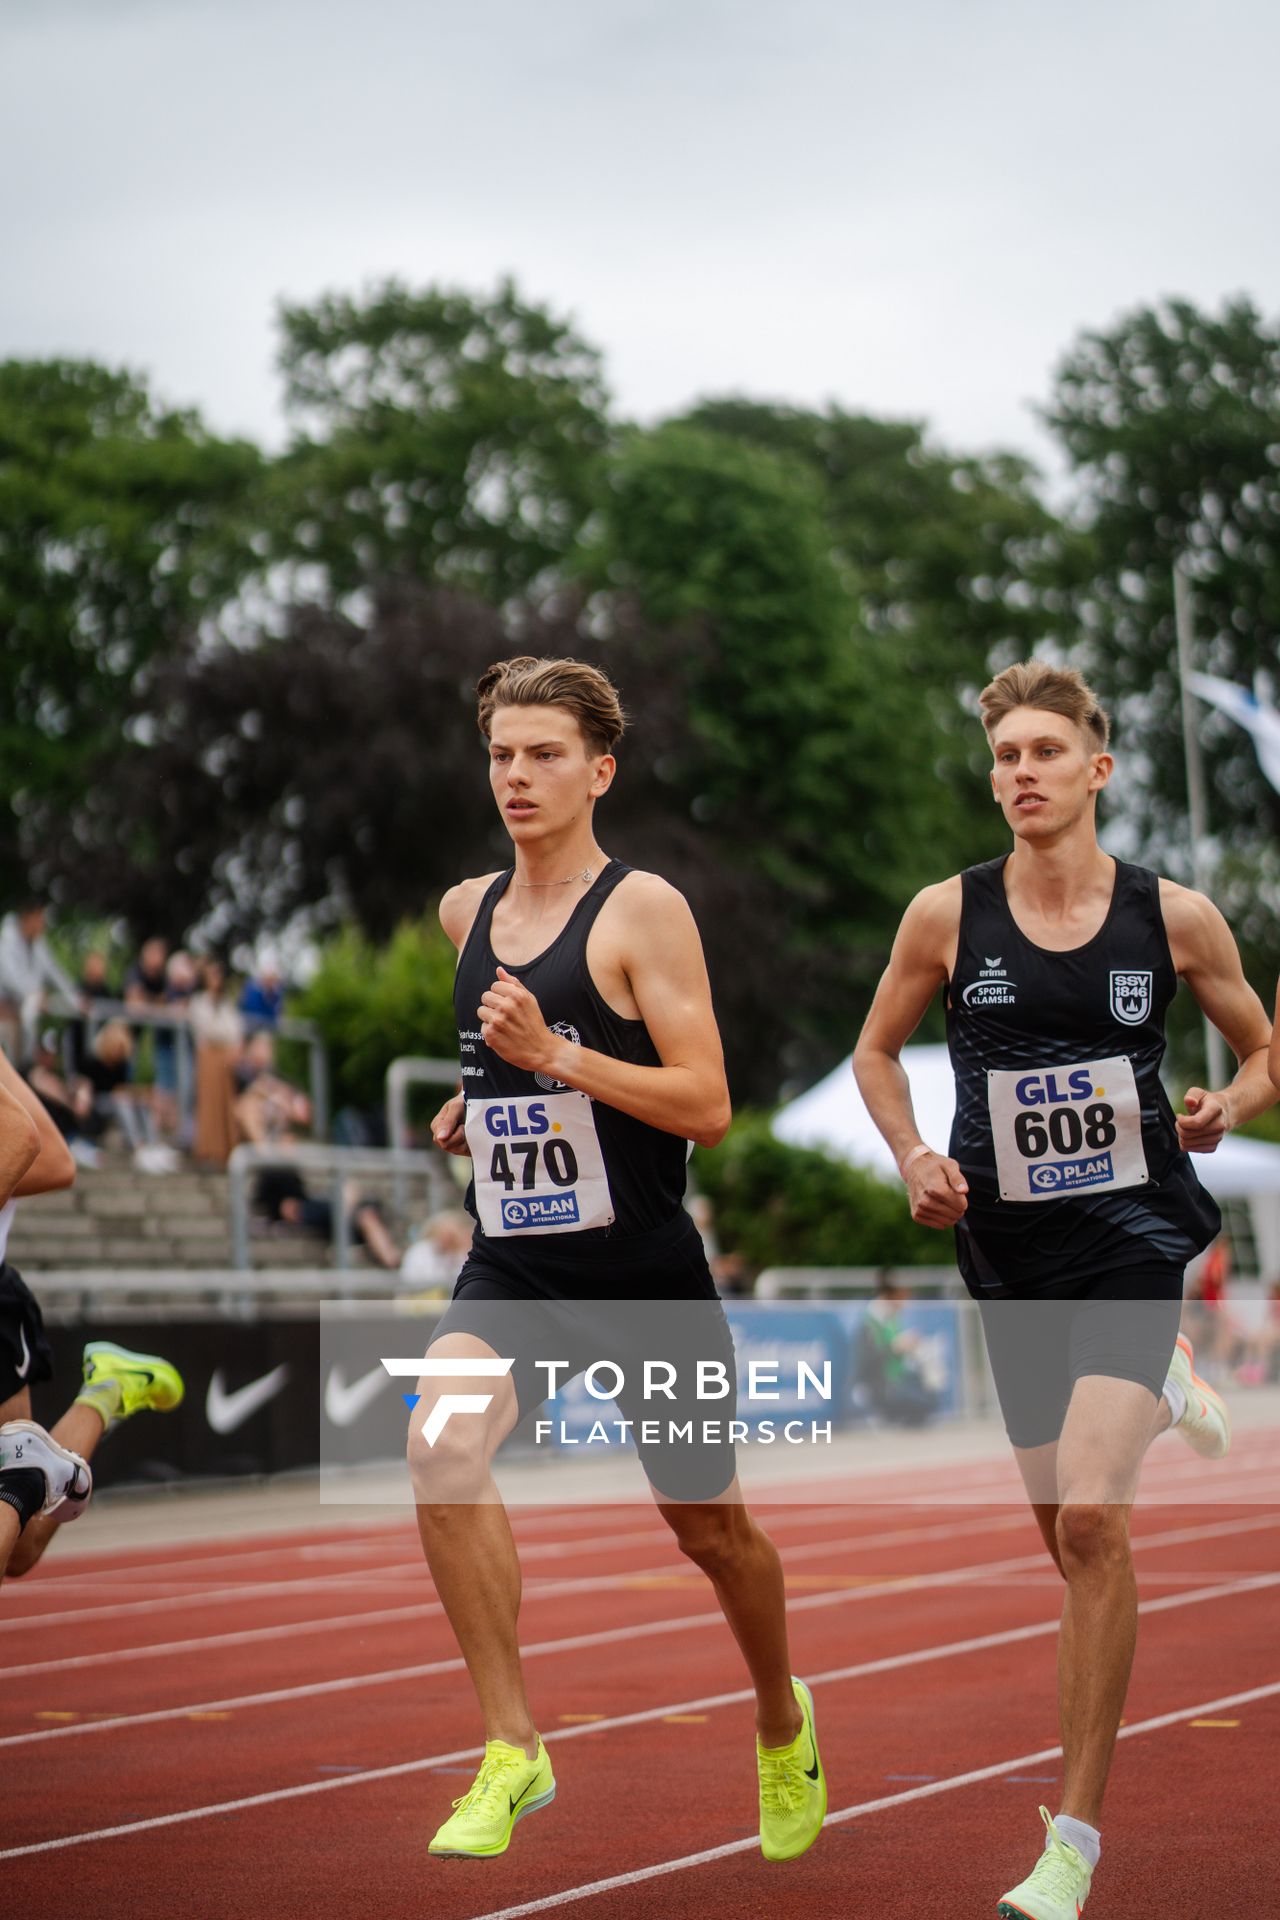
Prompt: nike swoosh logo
<box><xmin>324</xmin><ymin>1363</ymin><xmax>389</xmax><ymax>1428</ymax></box>
<box><xmin>509</xmin><ymin>1775</ymin><xmax>540</xmax><ymax>1815</ymax></box>
<box><xmin>804</xmin><ymin>1757</ymin><xmax>820</xmax><ymax>1781</ymax></box>
<box><xmin>206</xmin><ymin>1365</ymin><xmax>290</xmax><ymax>1434</ymax></box>
<box><xmin>15</xmin><ymin>1324</ymin><xmax>30</xmax><ymax>1382</ymax></box>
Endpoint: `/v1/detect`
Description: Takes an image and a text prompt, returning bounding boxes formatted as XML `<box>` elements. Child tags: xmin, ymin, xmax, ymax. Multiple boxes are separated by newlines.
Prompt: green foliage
<box><xmin>292</xmin><ymin>914</ymin><xmax>459</xmax><ymax>1112</ymax></box>
<box><xmin>1046</xmin><ymin>298</ymin><xmax>1280</xmax><ymax>857</ymax></box>
<box><xmin>272</xmin><ymin>279</ymin><xmax>610</xmax><ymax>603</ymax></box>
<box><xmin>0</xmin><ymin>357</ymin><xmax>261</xmax><ymax>901</ymax></box>
<box><xmin>694</xmin><ymin>1114</ymin><xmax>941</xmax><ymax>1270</ymax></box>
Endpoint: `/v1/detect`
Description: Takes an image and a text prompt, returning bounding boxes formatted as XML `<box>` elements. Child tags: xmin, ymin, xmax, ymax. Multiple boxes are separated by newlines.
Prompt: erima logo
<box><xmin>381</xmin><ymin>1356</ymin><xmax>515</xmax><ymax>1445</ymax></box>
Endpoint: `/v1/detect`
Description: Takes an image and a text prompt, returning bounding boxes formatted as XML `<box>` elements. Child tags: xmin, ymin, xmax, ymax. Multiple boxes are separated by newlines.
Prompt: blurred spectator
<box><xmin>1237</xmin><ymin>1278</ymin><xmax>1280</xmax><ymax>1387</ymax></box>
<box><xmin>400</xmin><ymin>1209</ymin><xmax>474</xmax><ymax>1291</ymax></box>
<box><xmin>190</xmin><ymin>957</ymin><xmax>245</xmax><ymax>1168</ymax></box>
<box><xmin>253</xmin><ymin>1167</ymin><xmax>401</xmax><ymax>1269</ymax></box>
<box><xmin>25</xmin><ymin>1029</ymin><xmax>101</xmax><ymax>1167</ymax></box>
<box><xmin>854</xmin><ymin>1274</ymin><xmax>940</xmax><ymax>1428</ymax></box>
<box><xmin>234</xmin><ymin>1031</ymin><xmax>311</xmax><ymax>1144</ymax></box>
<box><xmin>69</xmin><ymin>950</ymin><xmax>114</xmax><ymax>1075</ymax></box>
<box><xmin>0</xmin><ymin>901</ymin><xmax>79</xmax><ymax>1063</ymax></box>
<box><xmin>84</xmin><ymin>1021</ymin><xmax>177</xmax><ymax>1169</ymax></box>
<box><xmin>124</xmin><ymin>937</ymin><xmax>181</xmax><ymax>1137</ymax></box>
<box><xmin>1181</xmin><ymin>1237</ymin><xmax>1238</xmax><ymax>1377</ymax></box>
<box><xmin>239</xmin><ymin>959</ymin><xmax>285</xmax><ymax>1031</ymax></box>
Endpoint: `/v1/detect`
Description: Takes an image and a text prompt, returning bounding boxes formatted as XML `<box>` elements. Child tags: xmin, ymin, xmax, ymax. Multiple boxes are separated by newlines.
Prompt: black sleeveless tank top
<box><xmin>454</xmin><ymin>860</ymin><xmax>689</xmax><ymax>1244</ymax></box>
<box><xmin>945</xmin><ymin>856</ymin><xmax>1220</xmax><ymax>1294</ymax></box>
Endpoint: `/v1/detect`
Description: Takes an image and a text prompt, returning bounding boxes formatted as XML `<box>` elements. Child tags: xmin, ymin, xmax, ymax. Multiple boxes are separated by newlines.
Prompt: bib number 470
<box><xmin>489</xmin><ymin>1138</ymin><xmax>580</xmax><ymax>1191</ymax></box>
<box><xmin>1014</xmin><ymin>1103</ymin><xmax>1117</xmax><ymax>1159</ymax></box>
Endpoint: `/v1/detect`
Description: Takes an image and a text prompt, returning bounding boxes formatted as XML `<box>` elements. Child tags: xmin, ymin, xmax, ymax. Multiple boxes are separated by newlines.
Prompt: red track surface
<box><xmin>4</xmin><ymin>1427</ymin><xmax>1279</xmax><ymax>1920</ymax></box>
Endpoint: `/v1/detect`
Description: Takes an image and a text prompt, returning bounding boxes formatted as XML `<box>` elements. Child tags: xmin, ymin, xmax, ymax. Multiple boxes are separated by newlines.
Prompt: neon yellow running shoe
<box><xmin>998</xmin><ymin>1808</ymin><xmax>1093</xmax><ymax>1919</ymax></box>
<box><xmin>1165</xmin><ymin>1332</ymin><xmax>1230</xmax><ymax>1460</ymax></box>
<box><xmin>428</xmin><ymin>1737</ymin><xmax>555</xmax><ymax>1858</ymax></box>
<box><xmin>758</xmin><ymin>1676</ymin><xmax>826</xmax><ymax>1862</ymax></box>
<box><xmin>77</xmin><ymin>1342</ymin><xmax>185</xmax><ymax>1425</ymax></box>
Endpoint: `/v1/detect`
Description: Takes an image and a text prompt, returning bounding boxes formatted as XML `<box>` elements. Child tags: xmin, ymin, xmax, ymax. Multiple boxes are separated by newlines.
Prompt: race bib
<box><xmin>987</xmin><ymin>1055</ymin><xmax>1149</xmax><ymax>1204</ymax></box>
<box><xmin>466</xmin><ymin>1091</ymin><xmax>615</xmax><ymax>1236</ymax></box>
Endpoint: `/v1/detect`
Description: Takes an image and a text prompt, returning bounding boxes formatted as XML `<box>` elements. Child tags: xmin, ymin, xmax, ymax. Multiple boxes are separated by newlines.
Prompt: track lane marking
<box><xmin>2</xmin><ymin>1563</ymin><xmax>1276</xmax><ymax>1848</ymax></box>
<box><xmin>457</xmin><ymin>1676</ymin><xmax>1280</xmax><ymax>1920</ymax></box>
<box><xmin>5</xmin><ymin>1509</ymin><xmax>1274</xmax><ymax>1686</ymax></box>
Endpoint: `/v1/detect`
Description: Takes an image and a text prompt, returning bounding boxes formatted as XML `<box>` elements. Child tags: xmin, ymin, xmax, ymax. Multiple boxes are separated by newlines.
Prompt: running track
<box><xmin>3</xmin><ymin>1427</ymin><xmax>1278</xmax><ymax>1919</ymax></box>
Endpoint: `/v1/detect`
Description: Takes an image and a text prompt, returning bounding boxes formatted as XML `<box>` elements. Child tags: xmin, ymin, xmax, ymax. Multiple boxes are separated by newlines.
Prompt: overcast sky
<box><xmin>3</xmin><ymin>0</ymin><xmax>1276</xmax><ymax>475</ymax></box>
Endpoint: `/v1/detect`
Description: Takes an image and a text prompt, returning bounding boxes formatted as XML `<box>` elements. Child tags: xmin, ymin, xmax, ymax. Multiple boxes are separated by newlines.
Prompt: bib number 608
<box><xmin>489</xmin><ymin>1138</ymin><xmax>579</xmax><ymax>1191</ymax></box>
<box><xmin>1014</xmin><ymin>1103</ymin><xmax>1117</xmax><ymax>1159</ymax></box>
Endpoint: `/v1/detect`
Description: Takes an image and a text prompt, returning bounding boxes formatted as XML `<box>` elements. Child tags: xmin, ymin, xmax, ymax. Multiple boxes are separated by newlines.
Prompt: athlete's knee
<box><xmin>1055</xmin><ymin>1500</ymin><xmax>1129</xmax><ymax>1573</ymax></box>
<box><xmin>666</xmin><ymin>1504</ymin><xmax>753</xmax><ymax>1577</ymax></box>
<box><xmin>406</xmin><ymin>1403</ymin><xmax>489</xmax><ymax>1501</ymax></box>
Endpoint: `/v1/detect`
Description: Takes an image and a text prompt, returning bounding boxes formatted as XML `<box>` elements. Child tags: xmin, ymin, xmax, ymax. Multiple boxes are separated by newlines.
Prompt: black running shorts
<box><xmin>429</xmin><ymin>1210</ymin><xmax>738</xmax><ymax>1501</ymax></box>
<box><xmin>978</xmin><ymin>1265</ymin><xmax>1184</xmax><ymax>1450</ymax></box>
<box><xmin>0</xmin><ymin>1263</ymin><xmax>55</xmax><ymax>1406</ymax></box>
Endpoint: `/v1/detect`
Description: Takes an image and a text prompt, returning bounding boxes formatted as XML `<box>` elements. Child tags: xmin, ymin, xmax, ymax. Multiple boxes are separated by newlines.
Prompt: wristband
<box><xmin>898</xmin><ymin>1144</ymin><xmax>934</xmax><ymax>1180</ymax></box>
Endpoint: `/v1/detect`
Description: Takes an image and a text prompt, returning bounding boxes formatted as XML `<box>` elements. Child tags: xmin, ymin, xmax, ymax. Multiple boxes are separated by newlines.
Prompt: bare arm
<box><xmin>0</xmin><ymin>1050</ymin><xmax>74</xmax><ymax>1196</ymax></box>
<box><xmin>0</xmin><ymin>1083</ymin><xmax>40</xmax><ymax>1206</ymax></box>
<box><xmin>430</xmin><ymin>879</ymin><xmax>502</xmax><ymax>1159</ymax></box>
<box><xmin>852</xmin><ymin>879</ymin><xmax>969</xmax><ymax>1228</ymax></box>
<box><xmin>1162</xmin><ymin>883</ymin><xmax>1277</xmax><ymax>1149</ymax></box>
<box><xmin>476</xmin><ymin>877</ymin><xmax>731</xmax><ymax>1148</ymax></box>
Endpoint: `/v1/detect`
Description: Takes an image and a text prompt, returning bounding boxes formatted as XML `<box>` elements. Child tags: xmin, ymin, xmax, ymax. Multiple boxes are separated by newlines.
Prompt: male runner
<box><xmin>0</xmin><ymin>1048</ymin><xmax>184</xmax><ymax>1589</ymax></box>
<box><xmin>415</xmin><ymin>654</ymin><xmax>825</xmax><ymax>1864</ymax></box>
<box><xmin>854</xmin><ymin>661</ymin><xmax>1274</xmax><ymax>1919</ymax></box>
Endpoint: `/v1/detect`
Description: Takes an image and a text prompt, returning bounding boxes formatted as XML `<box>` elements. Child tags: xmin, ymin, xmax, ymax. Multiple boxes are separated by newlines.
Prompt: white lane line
<box><xmin>4</xmin><ymin>1550</ymin><xmax>1276</xmax><ymax>1754</ymax></box>
<box><xmin>0</xmin><ymin>1500</ymin><xmax>903</xmax><ymax>1632</ymax></box>
<box><xmin>460</xmin><ymin>1675</ymin><xmax>1280</xmax><ymax>1920</ymax></box>
<box><xmin>7</xmin><ymin>1507</ymin><xmax>1274</xmax><ymax>1688</ymax></box>
<box><xmin>0</xmin><ymin>1510</ymin><xmax>1037</xmax><ymax>1679</ymax></box>
<box><xmin>3</xmin><ymin>1611</ymin><xmax>1277</xmax><ymax>1864</ymax></box>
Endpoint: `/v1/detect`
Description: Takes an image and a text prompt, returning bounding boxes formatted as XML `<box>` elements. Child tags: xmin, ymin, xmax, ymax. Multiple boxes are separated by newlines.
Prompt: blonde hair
<box><xmin>476</xmin><ymin>656</ymin><xmax>626</xmax><ymax>757</ymax></box>
<box><xmin>979</xmin><ymin>660</ymin><xmax>1110</xmax><ymax>751</ymax></box>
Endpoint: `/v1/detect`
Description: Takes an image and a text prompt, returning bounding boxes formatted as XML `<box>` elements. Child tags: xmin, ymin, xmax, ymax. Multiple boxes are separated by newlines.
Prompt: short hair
<box><xmin>979</xmin><ymin>660</ymin><xmax>1110</xmax><ymax>751</ymax></box>
<box><xmin>476</xmin><ymin>656</ymin><xmax>626</xmax><ymax>757</ymax></box>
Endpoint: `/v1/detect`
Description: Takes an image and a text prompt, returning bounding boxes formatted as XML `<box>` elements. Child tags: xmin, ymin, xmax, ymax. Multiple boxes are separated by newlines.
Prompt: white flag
<box><xmin>1188</xmin><ymin>672</ymin><xmax>1280</xmax><ymax>796</ymax></box>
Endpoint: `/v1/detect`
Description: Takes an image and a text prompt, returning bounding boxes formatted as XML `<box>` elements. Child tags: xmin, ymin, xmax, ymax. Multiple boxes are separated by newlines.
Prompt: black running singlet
<box><xmin>454</xmin><ymin>861</ymin><xmax>689</xmax><ymax>1244</ymax></box>
<box><xmin>945</xmin><ymin>856</ymin><xmax>1220</xmax><ymax>1294</ymax></box>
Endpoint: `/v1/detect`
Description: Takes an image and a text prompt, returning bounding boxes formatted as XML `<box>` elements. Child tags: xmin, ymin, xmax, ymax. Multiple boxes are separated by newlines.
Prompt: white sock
<box><xmin>1052</xmin><ymin>1813</ymin><xmax>1100</xmax><ymax>1870</ymax></box>
<box><xmin>1163</xmin><ymin>1377</ymin><xmax>1187</xmax><ymax>1426</ymax></box>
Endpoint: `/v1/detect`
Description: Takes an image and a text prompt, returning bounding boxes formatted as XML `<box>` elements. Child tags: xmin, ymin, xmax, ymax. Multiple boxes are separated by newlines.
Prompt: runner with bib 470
<box><xmin>416</xmin><ymin>655</ymin><xmax>825</xmax><ymax>1868</ymax></box>
<box><xmin>854</xmin><ymin>661</ymin><xmax>1275</xmax><ymax>1920</ymax></box>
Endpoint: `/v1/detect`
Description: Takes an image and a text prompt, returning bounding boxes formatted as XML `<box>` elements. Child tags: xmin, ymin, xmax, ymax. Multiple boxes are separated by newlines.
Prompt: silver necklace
<box><xmin>515</xmin><ymin>865</ymin><xmax>595</xmax><ymax>889</ymax></box>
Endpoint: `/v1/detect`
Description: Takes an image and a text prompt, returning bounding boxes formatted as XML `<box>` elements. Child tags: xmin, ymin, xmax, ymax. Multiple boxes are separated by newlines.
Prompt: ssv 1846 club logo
<box><xmin>1110</xmin><ymin>970</ymin><xmax>1152</xmax><ymax>1025</ymax></box>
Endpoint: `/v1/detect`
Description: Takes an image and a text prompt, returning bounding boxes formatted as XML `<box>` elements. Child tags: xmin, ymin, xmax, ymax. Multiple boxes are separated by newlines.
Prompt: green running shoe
<box><xmin>429</xmin><ymin>1737</ymin><xmax>555</xmax><ymax>1858</ymax></box>
<box><xmin>998</xmin><ymin>1807</ymin><xmax>1093</xmax><ymax>1919</ymax></box>
<box><xmin>78</xmin><ymin>1342</ymin><xmax>185</xmax><ymax>1424</ymax></box>
<box><xmin>758</xmin><ymin>1676</ymin><xmax>826</xmax><ymax>1862</ymax></box>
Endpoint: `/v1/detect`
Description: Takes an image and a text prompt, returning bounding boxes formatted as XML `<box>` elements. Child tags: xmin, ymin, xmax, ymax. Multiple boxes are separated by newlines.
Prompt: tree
<box><xmin>1046</xmin><ymin>298</ymin><xmax>1280</xmax><ymax>864</ymax></box>
<box><xmin>0</xmin><ymin>359</ymin><xmax>261</xmax><ymax>902</ymax></box>
<box><xmin>270</xmin><ymin>280</ymin><xmax>610</xmax><ymax>605</ymax></box>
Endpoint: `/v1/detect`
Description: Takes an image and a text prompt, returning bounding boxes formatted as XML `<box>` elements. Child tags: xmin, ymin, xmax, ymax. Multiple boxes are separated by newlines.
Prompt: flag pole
<box><xmin>1173</xmin><ymin>558</ymin><xmax>1230</xmax><ymax>1090</ymax></box>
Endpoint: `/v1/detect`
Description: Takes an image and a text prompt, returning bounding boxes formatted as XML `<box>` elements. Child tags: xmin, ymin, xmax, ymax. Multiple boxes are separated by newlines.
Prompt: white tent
<box><xmin>773</xmin><ymin>1044</ymin><xmax>1280</xmax><ymax>1275</ymax></box>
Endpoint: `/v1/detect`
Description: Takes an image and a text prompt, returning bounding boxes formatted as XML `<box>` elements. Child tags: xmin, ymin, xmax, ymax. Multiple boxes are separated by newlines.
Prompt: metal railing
<box><xmin>45</xmin><ymin>994</ymin><xmax>330</xmax><ymax>1140</ymax></box>
<box><xmin>227</xmin><ymin>1142</ymin><xmax>437</xmax><ymax>1272</ymax></box>
<box><xmin>755</xmin><ymin>1266</ymin><xmax>965</xmax><ymax>1298</ymax></box>
<box><xmin>385</xmin><ymin>1057</ymin><xmax>461</xmax><ymax>1215</ymax></box>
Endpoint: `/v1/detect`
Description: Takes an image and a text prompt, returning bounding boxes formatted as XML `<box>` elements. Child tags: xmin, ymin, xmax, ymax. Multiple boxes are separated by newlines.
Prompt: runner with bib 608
<box><xmin>854</xmin><ymin>661</ymin><xmax>1275</xmax><ymax>1920</ymax></box>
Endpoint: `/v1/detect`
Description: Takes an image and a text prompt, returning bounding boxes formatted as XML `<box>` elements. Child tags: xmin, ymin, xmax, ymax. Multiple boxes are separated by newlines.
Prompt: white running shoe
<box><xmin>0</xmin><ymin>1420</ymin><xmax>93</xmax><ymax>1521</ymax></box>
<box><xmin>998</xmin><ymin>1807</ymin><xmax>1093</xmax><ymax>1919</ymax></box>
<box><xmin>1165</xmin><ymin>1333</ymin><xmax>1230</xmax><ymax>1460</ymax></box>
